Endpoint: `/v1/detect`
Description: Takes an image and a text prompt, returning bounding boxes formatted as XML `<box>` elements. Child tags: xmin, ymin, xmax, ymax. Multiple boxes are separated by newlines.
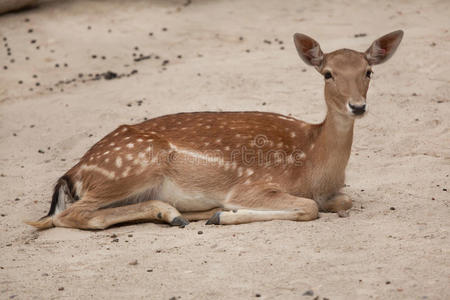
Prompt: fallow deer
<box><xmin>27</xmin><ymin>30</ymin><xmax>403</xmax><ymax>230</ymax></box>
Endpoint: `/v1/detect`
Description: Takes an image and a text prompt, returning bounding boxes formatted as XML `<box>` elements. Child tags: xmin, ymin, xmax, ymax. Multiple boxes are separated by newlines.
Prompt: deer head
<box><xmin>293</xmin><ymin>30</ymin><xmax>403</xmax><ymax>118</ymax></box>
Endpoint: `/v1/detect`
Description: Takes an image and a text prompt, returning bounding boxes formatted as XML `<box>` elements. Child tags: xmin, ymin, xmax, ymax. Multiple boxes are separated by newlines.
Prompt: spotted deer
<box><xmin>27</xmin><ymin>30</ymin><xmax>403</xmax><ymax>230</ymax></box>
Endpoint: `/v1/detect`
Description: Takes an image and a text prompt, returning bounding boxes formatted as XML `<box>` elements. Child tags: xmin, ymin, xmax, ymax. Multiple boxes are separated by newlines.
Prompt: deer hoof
<box><xmin>206</xmin><ymin>212</ymin><xmax>221</xmax><ymax>225</ymax></box>
<box><xmin>170</xmin><ymin>216</ymin><xmax>189</xmax><ymax>228</ymax></box>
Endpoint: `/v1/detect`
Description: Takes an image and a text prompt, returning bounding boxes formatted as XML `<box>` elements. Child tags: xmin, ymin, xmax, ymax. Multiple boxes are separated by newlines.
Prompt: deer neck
<box><xmin>310</xmin><ymin>105</ymin><xmax>355</xmax><ymax>169</ymax></box>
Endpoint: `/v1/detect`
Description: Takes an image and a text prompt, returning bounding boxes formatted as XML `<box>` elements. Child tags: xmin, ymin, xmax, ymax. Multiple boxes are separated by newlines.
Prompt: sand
<box><xmin>0</xmin><ymin>0</ymin><xmax>449</xmax><ymax>299</ymax></box>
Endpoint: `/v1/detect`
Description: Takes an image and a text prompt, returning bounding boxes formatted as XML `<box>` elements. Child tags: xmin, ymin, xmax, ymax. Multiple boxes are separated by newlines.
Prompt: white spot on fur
<box><xmin>278</xmin><ymin>115</ymin><xmax>295</xmax><ymax>122</ymax></box>
<box><xmin>124</xmin><ymin>136</ymin><xmax>130</xmax><ymax>140</ymax></box>
<box><xmin>309</xmin><ymin>144</ymin><xmax>315</xmax><ymax>150</ymax></box>
<box><xmin>138</xmin><ymin>152</ymin><xmax>145</xmax><ymax>159</ymax></box>
<box><xmin>103</xmin><ymin>151</ymin><xmax>110</xmax><ymax>155</ymax></box>
<box><xmin>137</xmin><ymin>138</ymin><xmax>143</xmax><ymax>142</ymax></box>
<box><xmin>246</xmin><ymin>168</ymin><xmax>254</xmax><ymax>176</ymax></box>
<box><xmin>126</xmin><ymin>154</ymin><xmax>133</xmax><ymax>161</ymax></box>
<box><xmin>80</xmin><ymin>164</ymin><xmax>115</xmax><ymax>180</ymax></box>
<box><xmin>115</xmin><ymin>157</ymin><xmax>122</xmax><ymax>168</ymax></box>
<box><xmin>290</xmin><ymin>132</ymin><xmax>296</xmax><ymax>138</ymax></box>
<box><xmin>237</xmin><ymin>167</ymin><xmax>244</xmax><ymax>177</ymax></box>
<box><xmin>105</xmin><ymin>158</ymin><xmax>110</xmax><ymax>163</ymax></box>
<box><xmin>109</xmin><ymin>142</ymin><xmax>115</xmax><ymax>146</ymax></box>
<box><xmin>114</xmin><ymin>147</ymin><xmax>121</xmax><ymax>151</ymax></box>
<box><xmin>127</xmin><ymin>143</ymin><xmax>134</xmax><ymax>149</ymax></box>
<box><xmin>122</xmin><ymin>166</ymin><xmax>131</xmax><ymax>178</ymax></box>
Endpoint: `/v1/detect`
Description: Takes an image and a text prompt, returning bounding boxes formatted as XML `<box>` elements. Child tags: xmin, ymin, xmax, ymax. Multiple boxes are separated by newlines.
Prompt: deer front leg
<box><xmin>206</xmin><ymin>187</ymin><xmax>318</xmax><ymax>225</ymax></box>
<box><xmin>319</xmin><ymin>192</ymin><xmax>352</xmax><ymax>212</ymax></box>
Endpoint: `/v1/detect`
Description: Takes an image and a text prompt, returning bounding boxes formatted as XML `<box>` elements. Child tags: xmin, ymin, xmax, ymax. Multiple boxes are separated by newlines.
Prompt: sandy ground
<box><xmin>0</xmin><ymin>0</ymin><xmax>449</xmax><ymax>299</ymax></box>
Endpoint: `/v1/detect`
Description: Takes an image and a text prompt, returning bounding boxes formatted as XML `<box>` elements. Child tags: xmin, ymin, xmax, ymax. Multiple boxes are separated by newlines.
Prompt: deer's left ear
<box><xmin>365</xmin><ymin>30</ymin><xmax>404</xmax><ymax>65</ymax></box>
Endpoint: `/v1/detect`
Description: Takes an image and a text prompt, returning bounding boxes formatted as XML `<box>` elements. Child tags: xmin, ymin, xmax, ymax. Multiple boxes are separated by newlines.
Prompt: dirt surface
<box><xmin>0</xmin><ymin>0</ymin><xmax>449</xmax><ymax>299</ymax></box>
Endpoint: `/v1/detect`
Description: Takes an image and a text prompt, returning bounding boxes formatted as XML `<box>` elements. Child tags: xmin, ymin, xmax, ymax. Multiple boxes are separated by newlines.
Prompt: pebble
<box><xmin>197</xmin><ymin>230</ymin><xmax>203</xmax><ymax>235</ymax></box>
<box><xmin>390</xmin><ymin>207</ymin><xmax>396</xmax><ymax>210</ymax></box>
<box><xmin>337</xmin><ymin>210</ymin><xmax>349</xmax><ymax>218</ymax></box>
<box><xmin>129</xmin><ymin>260</ymin><xmax>138</xmax><ymax>265</ymax></box>
<box><xmin>354</xmin><ymin>33</ymin><xmax>367</xmax><ymax>38</ymax></box>
<box><xmin>303</xmin><ymin>290</ymin><xmax>314</xmax><ymax>296</ymax></box>
<box><xmin>58</xmin><ymin>287</ymin><xmax>64</xmax><ymax>291</ymax></box>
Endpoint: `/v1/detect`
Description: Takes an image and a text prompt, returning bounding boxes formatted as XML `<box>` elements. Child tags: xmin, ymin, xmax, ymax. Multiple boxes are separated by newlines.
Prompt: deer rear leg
<box><xmin>206</xmin><ymin>189</ymin><xmax>318</xmax><ymax>225</ymax></box>
<box><xmin>53</xmin><ymin>200</ymin><xmax>189</xmax><ymax>230</ymax></box>
<box><xmin>320</xmin><ymin>192</ymin><xmax>352</xmax><ymax>212</ymax></box>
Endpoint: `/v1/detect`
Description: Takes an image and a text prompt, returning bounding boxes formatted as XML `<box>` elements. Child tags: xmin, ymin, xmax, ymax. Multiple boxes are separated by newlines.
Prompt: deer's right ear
<box><xmin>365</xmin><ymin>30</ymin><xmax>404</xmax><ymax>65</ymax></box>
<box><xmin>293</xmin><ymin>33</ymin><xmax>324</xmax><ymax>68</ymax></box>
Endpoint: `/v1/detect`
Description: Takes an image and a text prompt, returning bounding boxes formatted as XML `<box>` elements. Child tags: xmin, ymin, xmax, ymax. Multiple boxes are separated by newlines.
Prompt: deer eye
<box><xmin>366</xmin><ymin>70</ymin><xmax>373</xmax><ymax>78</ymax></box>
<box><xmin>324</xmin><ymin>71</ymin><xmax>333</xmax><ymax>80</ymax></box>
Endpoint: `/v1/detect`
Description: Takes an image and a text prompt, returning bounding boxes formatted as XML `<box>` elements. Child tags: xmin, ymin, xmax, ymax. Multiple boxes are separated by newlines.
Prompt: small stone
<box><xmin>147</xmin><ymin>269</ymin><xmax>153</xmax><ymax>272</ymax></box>
<box><xmin>337</xmin><ymin>210</ymin><xmax>349</xmax><ymax>218</ymax></box>
<box><xmin>386</xmin><ymin>281</ymin><xmax>391</xmax><ymax>284</ymax></box>
<box><xmin>303</xmin><ymin>290</ymin><xmax>314</xmax><ymax>296</ymax></box>
<box><xmin>255</xmin><ymin>294</ymin><xmax>261</xmax><ymax>297</ymax></box>
<box><xmin>111</xmin><ymin>238</ymin><xmax>119</xmax><ymax>243</ymax></box>
<box><xmin>197</xmin><ymin>230</ymin><xmax>203</xmax><ymax>235</ymax></box>
<box><xmin>162</xmin><ymin>27</ymin><xmax>167</xmax><ymax>31</ymax></box>
<box><xmin>58</xmin><ymin>287</ymin><xmax>64</xmax><ymax>291</ymax></box>
<box><xmin>129</xmin><ymin>260</ymin><xmax>138</xmax><ymax>265</ymax></box>
<box><xmin>390</xmin><ymin>207</ymin><xmax>396</xmax><ymax>210</ymax></box>
<box><xmin>28</xmin><ymin>29</ymin><xmax>33</xmax><ymax>33</ymax></box>
<box><xmin>38</xmin><ymin>149</ymin><xmax>45</xmax><ymax>154</ymax></box>
<box><xmin>30</xmin><ymin>39</ymin><xmax>36</xmax><ymax>44</ymax></box>
<box><xmin>128</xmin><ymin>234</ymin><xmax>133</xmax><ymax>237</ymax></box>
<box><xmin>110</xmin><ymin>234</ymin><xmax>117</xmax><ymax>238</ymax></box>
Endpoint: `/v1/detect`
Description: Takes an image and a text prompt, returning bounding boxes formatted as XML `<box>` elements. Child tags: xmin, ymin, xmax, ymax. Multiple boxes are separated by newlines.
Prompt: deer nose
<box><xmin>348</xmin><ymin>103</ymin><xmax>366</xmax><ymax>115</ymax></box>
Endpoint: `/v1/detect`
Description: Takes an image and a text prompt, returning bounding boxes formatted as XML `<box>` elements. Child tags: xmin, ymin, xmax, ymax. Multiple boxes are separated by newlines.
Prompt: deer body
<box><xmin>27</xmin><ymin>30</ymin><xmax>403</xmax><ymax>230</ymax></box>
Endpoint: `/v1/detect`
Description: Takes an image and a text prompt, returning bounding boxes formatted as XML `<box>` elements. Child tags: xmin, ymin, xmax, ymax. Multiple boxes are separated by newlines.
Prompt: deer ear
<box><xmin>365</xmin><ymin>30</ymin><xmax>403</xmax><ymax>65</ymax></box>
<box><xmin>293</xmin><ymin>33</ymin><xmax>324</xmax><ymax>68</ymax></box>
